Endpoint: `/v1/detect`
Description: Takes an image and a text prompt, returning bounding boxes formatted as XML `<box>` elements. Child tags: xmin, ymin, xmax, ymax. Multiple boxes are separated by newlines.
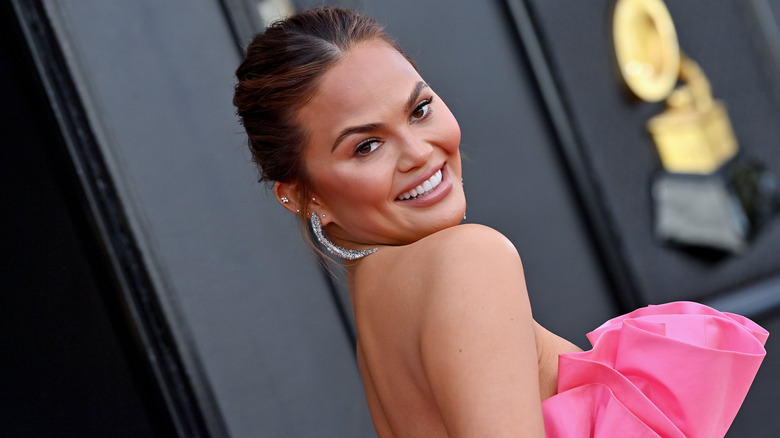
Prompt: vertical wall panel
<box><xmin>40</xmin><ymin>0</ymin><xmax>372</xmax><ymax>436</ymax></box>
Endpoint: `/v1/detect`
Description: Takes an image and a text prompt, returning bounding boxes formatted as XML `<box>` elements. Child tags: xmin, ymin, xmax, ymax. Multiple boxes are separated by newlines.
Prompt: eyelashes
<box><xmin>411</xmin><ymin>96</ymin><xmax>434</xmax><ymax>122</ymax></box>
<box><xmin>355</xmin><ymin>138</ymin><xmax>381</xmax><ymax>156</ymax></box>
<box><xmin>353</xmin><ymin>95</ymin><xmax>435</xmax><ymax>157</ymax></box>
<box><xmin>410</xmin><ymin>98</ymin><xmax>433</xmax><ymax>122</ymax></box>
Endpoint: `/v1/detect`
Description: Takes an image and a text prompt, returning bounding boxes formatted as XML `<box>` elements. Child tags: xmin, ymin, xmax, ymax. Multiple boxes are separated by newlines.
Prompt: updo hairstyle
<box><xmin>233</xmin><ymin>7</ymin><xmax>411</xmax><ymax>222</ymax></box>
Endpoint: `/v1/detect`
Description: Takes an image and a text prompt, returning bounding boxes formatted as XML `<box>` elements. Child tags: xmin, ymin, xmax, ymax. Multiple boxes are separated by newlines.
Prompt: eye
<box><xmin>411</xmin><ymin>97</ymin><xmax>434</xmax><ymax>122</ymax></box>
<box><xmin>355</xmin><ymin>139</ymin><xmax>381</xmax><ymax>156</ymax></box>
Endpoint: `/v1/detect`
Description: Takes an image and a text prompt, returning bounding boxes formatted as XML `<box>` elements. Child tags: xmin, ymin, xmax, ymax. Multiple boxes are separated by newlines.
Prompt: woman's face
<box><xmin>296</xmin><ymin>40</ymin><xmax>465</xmax><ymax>247</ymax></box>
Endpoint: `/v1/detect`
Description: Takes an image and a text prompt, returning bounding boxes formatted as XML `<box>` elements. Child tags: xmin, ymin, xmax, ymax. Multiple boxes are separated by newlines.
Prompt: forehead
<box><xmin>297</xmin><ymin>40</ymin><xmax>423</xmax><ymax>138</ymax></box>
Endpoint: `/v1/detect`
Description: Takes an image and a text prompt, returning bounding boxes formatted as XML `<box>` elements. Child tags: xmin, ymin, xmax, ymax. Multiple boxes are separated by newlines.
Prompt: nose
<box><xmin>397</xmin><ymin>132</ymin><xmax>433</xmax><ymax>173</ymax></box>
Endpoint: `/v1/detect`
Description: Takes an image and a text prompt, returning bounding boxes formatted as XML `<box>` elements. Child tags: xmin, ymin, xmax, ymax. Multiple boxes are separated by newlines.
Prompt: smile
<box><xmin>396</xmin><ymin>169</ymin><xmax>443</xmax><ymax>201</ymax></box>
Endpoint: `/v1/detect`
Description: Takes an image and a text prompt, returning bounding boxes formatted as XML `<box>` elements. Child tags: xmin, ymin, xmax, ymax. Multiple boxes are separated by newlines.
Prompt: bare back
<box><xmin>347</xmin><ymin>224</ymin><xmax>579</xmax><ymax>437</ymax></box>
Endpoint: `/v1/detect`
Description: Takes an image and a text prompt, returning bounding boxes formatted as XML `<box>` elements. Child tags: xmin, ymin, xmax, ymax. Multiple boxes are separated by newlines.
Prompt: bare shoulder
<box><xmin>406</xmin><ymin>223</ymin><xmax>528</xmax><ymax>308</ymax></box>
<box><xmin>352</xmin><ymin>224</ymin><xmax>530</xmax><ymax>326</ymax></box>
<box><xmin>360</xmin><ymin>224</ymin><xmax>524</xmax><ymax>294</ymax></box>
<box><xmin>408</xmin><ymin>223</ymin><xmax>523</xmax><ymax>271</ymax></box>
<box><xmin>408</xmin><ymin>225</ymin><xmax>544</xmax><ymax>435</ymax></box>
<box><xmin>354</xmin><ymin>223</ymin><xmax>530</xmax><ymax>339</ymax></box>
<box><xmin>419</xmin><ymin>223</ymin><xmax>518</xmax><ymax>250</ymax></box>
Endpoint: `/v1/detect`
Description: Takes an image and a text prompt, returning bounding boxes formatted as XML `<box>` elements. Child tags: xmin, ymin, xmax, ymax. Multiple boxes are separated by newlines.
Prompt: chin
<box><xmin>422</xmin><ymin>203</ymin><xmax>468</xmax><ymax>238</ymax></box>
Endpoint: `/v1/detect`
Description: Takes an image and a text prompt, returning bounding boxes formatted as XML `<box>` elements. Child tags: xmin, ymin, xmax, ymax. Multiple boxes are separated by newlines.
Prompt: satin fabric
<box><xmin>542</xmin><ymin>302</ymin><xmax>768</xmax><ymax>437</ymax></box>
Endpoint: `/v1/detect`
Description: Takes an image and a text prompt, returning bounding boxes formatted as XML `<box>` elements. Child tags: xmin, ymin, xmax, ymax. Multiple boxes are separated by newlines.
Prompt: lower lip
<box><xmin>396</xmin><ymin>166</ymin><xmax>453</xmax><ymax>207</ymax></box>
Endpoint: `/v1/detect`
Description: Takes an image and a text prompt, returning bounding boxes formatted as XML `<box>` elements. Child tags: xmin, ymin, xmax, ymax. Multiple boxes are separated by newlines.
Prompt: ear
<box><xmin>275</xmin><ymin>181</ymin><xmax>335</xmax><ymax>225</ymax></box>
<box><xmin>307</xmin><ymin>196</ymin><xmax>332</xmax><ymax>226</ymax></box>
<box><xmin>274</xmin><ymin>181</ymin><xmax>303</xmax><ymax>215</ymax></box>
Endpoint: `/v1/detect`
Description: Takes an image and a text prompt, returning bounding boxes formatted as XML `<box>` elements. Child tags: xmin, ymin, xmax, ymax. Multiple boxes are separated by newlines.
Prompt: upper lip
<box><xmin>396</xmin><ymin>162</ymin><xmax>445</xmax><ymax>199</ymax></box>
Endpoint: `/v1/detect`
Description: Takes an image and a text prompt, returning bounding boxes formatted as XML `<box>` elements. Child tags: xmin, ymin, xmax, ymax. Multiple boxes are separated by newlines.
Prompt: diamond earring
<box><xmin>310</xmin><ymin>213</ymin><xmax>377</xmax><ymax>260</ymax></box>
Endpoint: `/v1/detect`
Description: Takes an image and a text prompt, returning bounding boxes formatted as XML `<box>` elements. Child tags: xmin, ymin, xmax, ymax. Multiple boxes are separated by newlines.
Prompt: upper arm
<box><xmin>417</xmin><ymin>226</ymin><xmax>546</xmax><ymax>437</ymax></box>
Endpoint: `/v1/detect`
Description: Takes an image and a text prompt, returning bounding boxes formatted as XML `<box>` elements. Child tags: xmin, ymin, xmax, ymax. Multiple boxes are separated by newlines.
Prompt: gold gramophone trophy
<box><xmin>613</xmin><ymin>0</ymin><xmax>778</xmax><ymax>255</ymax></box>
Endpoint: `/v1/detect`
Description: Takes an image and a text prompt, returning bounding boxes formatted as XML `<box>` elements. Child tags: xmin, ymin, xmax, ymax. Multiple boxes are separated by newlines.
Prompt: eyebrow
<box><xmin>405</xmin><ymin>81</ymin><xmax>429</xmax><ymax>113</ymax></box>
<box><xmin>331</xmin><ymin>81</ymin><xmax>429</xmax><ymax>152</ymax></box>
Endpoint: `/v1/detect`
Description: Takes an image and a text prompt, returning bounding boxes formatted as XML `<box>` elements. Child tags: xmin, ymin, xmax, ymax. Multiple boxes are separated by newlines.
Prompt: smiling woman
<box><xmin>292</xmin><ymin>40</ymin><xmax>464</xmax><ymax>248</ymax></box>
<box><xmin>233</xmin><ymin>7</ymin><xmax>767</xmax><ymax>437</ymax></box>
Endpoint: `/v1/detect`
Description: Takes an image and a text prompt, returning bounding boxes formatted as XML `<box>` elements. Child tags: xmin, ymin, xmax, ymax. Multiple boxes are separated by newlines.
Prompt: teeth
<box><xmin>397</xmin><ymin>170</ymin><xmax>443</xmax><ymax>200</ymax></box>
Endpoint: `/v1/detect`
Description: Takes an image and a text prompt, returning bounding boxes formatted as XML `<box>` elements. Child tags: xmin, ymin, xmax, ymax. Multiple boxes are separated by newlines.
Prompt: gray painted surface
<box><xmin>44</xmin><ymin>0</ymin><xmax>372</xmax><ymax>436</ymax></box>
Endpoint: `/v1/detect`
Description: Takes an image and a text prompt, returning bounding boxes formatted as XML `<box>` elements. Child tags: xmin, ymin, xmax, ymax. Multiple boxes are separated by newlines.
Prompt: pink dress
<box><xmin>542</xmin><ymin>302</ymin><xmax>768</xmax><ymax>437</ymax></box>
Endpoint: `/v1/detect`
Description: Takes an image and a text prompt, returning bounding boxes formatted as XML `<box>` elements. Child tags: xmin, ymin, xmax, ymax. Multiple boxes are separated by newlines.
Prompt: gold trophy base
<box><xmin>648</xmin><ymin>100</ymin><xmax>738</xmax><ymax>175</ymax></box>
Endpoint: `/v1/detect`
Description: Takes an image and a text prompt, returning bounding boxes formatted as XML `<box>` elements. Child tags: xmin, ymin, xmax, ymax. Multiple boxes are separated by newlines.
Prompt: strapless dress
<box><xmin>541</xmin><ymin>301</ymin><xmax>768</xmax><ymax>437</ymax></box>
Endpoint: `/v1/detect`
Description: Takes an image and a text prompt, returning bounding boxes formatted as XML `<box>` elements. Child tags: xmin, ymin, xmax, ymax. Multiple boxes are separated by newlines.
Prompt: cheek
<box><xmin>436</xmin><ymin>107</ymin><xmax>462</xmax><ymax>155</ymax></box>
<box><xmin>447</xmin><ymin>119</ymin><xmax>462</xmax><ymax>154</ymax></box>
<box><xmin>316</xmin><ymin>167</ymin><xmax>391</xmax><ymax>209</ymax></box>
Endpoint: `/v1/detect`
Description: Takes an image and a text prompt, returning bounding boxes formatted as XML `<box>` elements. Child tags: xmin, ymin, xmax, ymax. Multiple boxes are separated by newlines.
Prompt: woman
<box><xmin>234</xmin><ymin>8</ymin><xmax>767</xmax><ymax>437</ymax></box>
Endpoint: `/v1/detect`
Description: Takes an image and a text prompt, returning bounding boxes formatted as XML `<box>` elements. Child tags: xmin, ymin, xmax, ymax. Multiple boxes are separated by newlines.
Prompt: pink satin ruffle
<box><xmin>542</xmin><ymin>301</ymin><xmax>768</xmax><ymax>438</ymax></box>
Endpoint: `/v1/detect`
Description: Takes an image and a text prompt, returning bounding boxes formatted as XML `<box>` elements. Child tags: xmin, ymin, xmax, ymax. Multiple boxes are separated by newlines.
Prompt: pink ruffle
<box><xmin>542</xmin><ymin>302</ymin><xmax>768</xmax><ymax>437</ymax></box>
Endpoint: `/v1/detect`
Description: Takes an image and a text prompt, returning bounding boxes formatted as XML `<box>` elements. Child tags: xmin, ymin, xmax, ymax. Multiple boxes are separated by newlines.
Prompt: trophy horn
<box><xmin>613</xmin><ymin>0</ymin><xmax>680</xmax><ymax>102</ymax></box>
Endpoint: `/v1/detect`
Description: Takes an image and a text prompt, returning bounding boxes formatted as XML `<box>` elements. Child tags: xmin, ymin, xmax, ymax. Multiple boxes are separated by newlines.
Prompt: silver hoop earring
<box><xmin>310</xmin><ymin>213</ymin><xmax>377</xmax><ymax>260</ymax></box>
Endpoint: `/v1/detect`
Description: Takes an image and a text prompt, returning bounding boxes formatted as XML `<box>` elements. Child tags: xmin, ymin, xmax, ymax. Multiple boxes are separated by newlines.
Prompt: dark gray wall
<box><xmin>41</xmin><ymin>0</ymin><xmax>371</xmax><ymax>436</ymax></box>
<box><xmin>0</xmin><ymin>6</ymin><xmax>175</xmax><ymax>432</ymax></box>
